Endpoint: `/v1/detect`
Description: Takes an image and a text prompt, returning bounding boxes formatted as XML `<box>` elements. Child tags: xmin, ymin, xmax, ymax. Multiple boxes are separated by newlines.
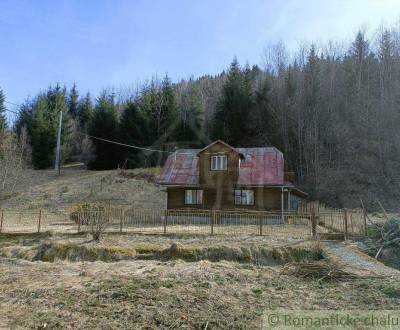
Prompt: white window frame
<box><xmin>234</xmin><ymin>190</ymin><xmax>254</xmax><ymax>205</ymax></box>
<box><xmin>211</xmin><ymin>154</ymin><xmax>227</xmax><ymax>171</ymax></box>
<box><xmin>185</xmin><ymin>190</ymin><xmax>203</xmax><ymax>205</ymax></box>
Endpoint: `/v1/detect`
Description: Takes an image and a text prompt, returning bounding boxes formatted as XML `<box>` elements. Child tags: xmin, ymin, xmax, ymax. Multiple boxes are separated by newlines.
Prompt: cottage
<box><xmin>157</xmin><ymin>140</ymin><xmax>307</xmax><ymax>212</ymax></box>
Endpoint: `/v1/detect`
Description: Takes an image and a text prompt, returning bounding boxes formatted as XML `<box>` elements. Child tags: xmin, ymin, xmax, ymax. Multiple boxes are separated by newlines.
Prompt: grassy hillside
<box><xmin>0</xmin><ymin>168</ymin><xmax>164</xmax><ymax>212</ymax></box>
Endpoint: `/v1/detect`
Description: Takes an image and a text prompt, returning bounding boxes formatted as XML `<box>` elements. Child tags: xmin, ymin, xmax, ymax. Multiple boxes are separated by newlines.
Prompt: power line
<box><xmin>3</xmin><ymin>101</ymin><xmax>179</xmax><ymax>155</ymax></box>
<box><xmin>77</xmin><ymin>131</ymin><xmax>175</xmax><ymax>154</ymax></box>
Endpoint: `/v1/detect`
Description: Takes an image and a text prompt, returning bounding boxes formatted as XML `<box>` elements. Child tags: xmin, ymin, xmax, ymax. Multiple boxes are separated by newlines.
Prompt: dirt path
<box><xmin>322</xmin><ymin>241</ymin><xmax>400</xmax><ymax>277</ymax></box>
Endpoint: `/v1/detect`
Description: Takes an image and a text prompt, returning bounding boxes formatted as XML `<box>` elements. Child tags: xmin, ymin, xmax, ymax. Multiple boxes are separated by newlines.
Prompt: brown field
<box><xmin>0</xmin><ymin>231</ymin><xmax>399</xmax><ymax>329</ymax></box>
<box><xmin>0</xmin><ymin>169</ymin><xmax>399</xmax><ymax>329</ymax></box>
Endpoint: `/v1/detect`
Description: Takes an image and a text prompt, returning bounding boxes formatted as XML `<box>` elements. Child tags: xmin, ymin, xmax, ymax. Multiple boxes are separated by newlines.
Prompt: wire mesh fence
<box><xmin>0</xmin><ymin>208</ymin><xmax>313</xmax><ymax>237</ymax></box>
<box><xmin>0</xmin><ymin>206</ymin><xmax>366</xmax><ymax>238</ymax></box>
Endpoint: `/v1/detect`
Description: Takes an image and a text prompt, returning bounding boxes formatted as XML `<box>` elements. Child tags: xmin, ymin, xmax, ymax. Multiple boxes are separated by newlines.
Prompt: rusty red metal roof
<box><xmin>157</xmin><ymin>146</ymin><xmax>286</xmax><ymax>186</ymax></box>
<box><xmin>237</xmin><ymin>147</ymin><xmax>284</xmax><ymax>185</ymax></box>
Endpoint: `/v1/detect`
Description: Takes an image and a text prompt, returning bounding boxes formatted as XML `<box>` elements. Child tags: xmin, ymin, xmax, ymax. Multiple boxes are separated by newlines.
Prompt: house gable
<box><xmin>198</xmin><ymin>141</ymin><xmax>242</xmax><ymax>188</ymax></box>
<box><xmin>157</xmin><ymin>141</ymin><xmax>288</xmax><ymax>187</ymax></box>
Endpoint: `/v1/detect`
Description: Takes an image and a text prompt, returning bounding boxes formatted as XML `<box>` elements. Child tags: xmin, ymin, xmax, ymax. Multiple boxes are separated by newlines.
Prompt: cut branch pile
<box><xmin>281</xmin><ymin>260</ymin><xmax>359</xmax><ymax>281</ymax></box>
<box><xmin>361</xmin><ymin>199</ymin><xmax>400</xmax><ymax>259</ymax></box>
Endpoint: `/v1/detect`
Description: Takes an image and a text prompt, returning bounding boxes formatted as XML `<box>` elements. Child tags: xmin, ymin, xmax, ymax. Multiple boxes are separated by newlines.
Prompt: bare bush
<box><xmin>70</xmin><ymin>203</ymin><xmax>109</xmax><ymax>241</ymax></box>
<box><xmin>88</xmin><ymin>211</ymin><xmax>109</xmax><ymax>242</ymax></box>
<box><xmin>0</xmin><ymin>129</ymin><xmax>30</xmax><ymax>204</ymax></box>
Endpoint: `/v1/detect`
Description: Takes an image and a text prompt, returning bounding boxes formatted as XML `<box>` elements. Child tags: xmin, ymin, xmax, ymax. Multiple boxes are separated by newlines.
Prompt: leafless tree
<box><xmin>0</xmin><ymin>128</ymin><xmax>30</xmax><ymax>204</ymax></box>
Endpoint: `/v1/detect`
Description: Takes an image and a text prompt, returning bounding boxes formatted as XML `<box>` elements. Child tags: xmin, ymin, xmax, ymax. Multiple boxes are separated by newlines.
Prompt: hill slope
<box><xmin>0</xmin><ymin>168</ymin><xmax>164</xmax><ymax>212</ymax></box>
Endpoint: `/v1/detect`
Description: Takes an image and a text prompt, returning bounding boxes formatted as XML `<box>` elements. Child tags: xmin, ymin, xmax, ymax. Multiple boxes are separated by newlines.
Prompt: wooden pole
<box><xmin>311</xmin><ymin>209</ymin><xmax>317</xmax><ymax>238</ymax></box>
<box><xmin>211</xmin><ymin>210</ymin><xmax>215</xmax><ymax>235</ymax></box>
<box><xmin>54</xmin><ymin>110</ymin><xmax>63</xmax><ymax>175</ymax></box>
<box><xmin>119</xmin><ymin>208</ymin><xmax>124</xmax><ymax>233</ymax></box>
<box><xmin>363</xmin><ymin>209</ymin><xmax>368</xmax><ymax>236</ymax></box>
<box><xmin>163</xmin><ymin>209</ymin><xmax>168</xmax><ymax>234</ymax></box>
<box><xmin>344</xmin><ymin>209</ymin><xmax>348</xmax><ymax>240</ymax></box>
<box><xmin>37</xmin><ymin>209</ymin><xmax>42</xmax><ymax>233</ymax></box>
<box><xmin>0</xmin><ymin>209</ymin><xmax>3</xmax><ymax>233</ymax></box>
<box><xmin>259</xmin><ymin>214</ymin><xmax>263</xmax><ymax>236</ymax></box>
<box><xmin>350</xmin><ymin>211</ymin><xmax>354</xmax><ymax>235</ymax></box>
<box><xmin>78</xmin><ymin>211</ymin><xmax>81</xmax><ymax>233</ymax></box>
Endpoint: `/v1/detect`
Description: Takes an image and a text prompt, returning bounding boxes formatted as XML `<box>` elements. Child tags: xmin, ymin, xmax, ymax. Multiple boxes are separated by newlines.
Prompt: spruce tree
<box><xmin>68</xmin><ymin>84</ymin><xmax>79</xmax><ymax>118</ymax></box>
<box><xmin>213</xmin><ymin>57</ymin><xmax>253</xmax><ymax>146</ymax></box>
<box><xmin>77</xmin><ymin>92</ymin><xmax>94</xmax><ymax>129</ymax></box>
<box><xmin>88</xmin><ymin>90</ymin><xmax>120</xmax><ymax>169</ymax></box>
<box><xmin>0</xmin><ymin>88</ymin><xmax>6</xmax><ymax>133</ymax></box>
<box><xmin>160</xmin><ymin>74</ymin><xmax>178</xmax><ymax>143</ymax></box>
<box><xmin>118</xmin><ymin>102</ymin><xmax>149</xmax><ymax>167</ymax></box>
<box><xmin>176</xmin><ymin>82</ymin><xmax>204</xmax><ymax>144</ymax></box>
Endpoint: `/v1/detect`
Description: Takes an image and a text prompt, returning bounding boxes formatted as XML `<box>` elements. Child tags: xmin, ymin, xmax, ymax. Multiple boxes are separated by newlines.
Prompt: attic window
<box><xmin>211</xmin><ymin>155</ymin><xmax>227</xmax><ymax>171</ymax></box>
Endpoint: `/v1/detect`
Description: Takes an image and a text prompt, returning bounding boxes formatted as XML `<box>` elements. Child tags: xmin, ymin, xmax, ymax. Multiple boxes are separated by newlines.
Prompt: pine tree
<box><xmin>176</xmin><ymin>82</ymin><xmax>204</xmax><ymax>144</ymax></box>
<box><xmin>0</xmin><ymin>88</ymin><xmax>6</xmax><ymax>133</ymax></box>
<box><xmin>68</xmin><ymin>84</ymin><xmax>79</xmax><ymax>118</ymax></box>
<box><xmin>16</xmin><ymin>85</ymin><xmax>71</xmax><ymax>169</ymax></box>
<box><xmin>160</xmin><ymin>74</ymin><xmax>178</xmax><ymax>143</ymax></box>
<box><xmin>77</xmin><ymin>93</ymin><xmax>94</xmax><ymax>129</ymax></box>
<box><xmin>118</xmin><ymin>102</ymin><xmax>149</xmax><ymax>167</ymax></box>
<box><xmin>213</xmin><ymin>57</ymin><xmax>253</xmax><ymax>146</ymax></box>
<box><xmin>139</xmin><ymin>75</ymin><xmax>178</xmax><ymax>146</ymax></box>
<box><xmin>88</xmin><ymin>90</ymin><xmax>120</xmax><ymax>169</ymax></box>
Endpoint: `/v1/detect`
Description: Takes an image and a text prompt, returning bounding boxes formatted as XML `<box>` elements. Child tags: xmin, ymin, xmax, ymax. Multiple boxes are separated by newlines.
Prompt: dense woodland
<box><xmin>2</xmin><ymin>25</ymin><xmax>400</xmax><ymax>209</ymax></box>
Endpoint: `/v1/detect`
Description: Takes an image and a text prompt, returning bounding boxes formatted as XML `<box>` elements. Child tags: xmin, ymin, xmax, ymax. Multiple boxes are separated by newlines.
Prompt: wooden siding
<box><xmin>166</xmin><ymin>141</ymin><xmax>306</xmax><ymax>211</ymax></box>
<box><xmin>198</xmin><ymin>142</ymin><xmax>240</xmax><ymax>188</ymax></box>
<box><xmin>166</xmin><ymin>187</ymin><xmax>301</xmax><ymax>211</ymax></box>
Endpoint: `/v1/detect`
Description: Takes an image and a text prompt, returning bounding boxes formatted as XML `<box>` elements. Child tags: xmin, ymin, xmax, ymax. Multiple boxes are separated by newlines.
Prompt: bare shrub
<box><xmin>0</xmin><ymin>129</ymin><xmax>30</xmax><ymax>204</ymax></box>
<box><xmin>69</xmin><ymin>202</ymin><xmax>109</xmax><ymax>241</ymax></box>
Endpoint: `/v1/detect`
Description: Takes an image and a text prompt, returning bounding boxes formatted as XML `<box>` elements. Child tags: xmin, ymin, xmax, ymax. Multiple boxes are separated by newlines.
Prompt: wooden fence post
<box><xmin>211</xmin><ymin>210</ymin><xmax>215</xmax><ymax>235</ymax></box>
<box><xmin>344</xmin><ymin>209</ymin><xmax>348</xmax><ymax>240</ymax></box>
<box><xmin>311</xmin><ymin>210</ymin><xmax>317</xmax><ymax>238</ymax></box>
<box><xmin>0</xmin><ymin>209</ymin><xmax>3</xmax><ymax>233</ymax></box>
<box><xmin>163</xmin><ymin>210</ymin><xmax>168</xmax><ymax>234</ymax></box>
<box><xmin>37</xmin><ymin>209</ymin><xmax>42</xmax><ymax>233</ymax></box>
<box><xmin>363</xmin><ymin>209</ymin><xmax>368</xmax><ymax>236</ymax></box>
<box><xmin>119</xmin><ymin>208</ymin><xmax>124</xmax><ymax>233</ymax></box>
<box><xmin>259</xmin><ymin>214</ymin><xmax>263</xmax><ymax>236</ymax></box>
<box><xmin>78</xmin><ymin>211</ymin><xmax>81</xmax><ymax>233</ymax></box>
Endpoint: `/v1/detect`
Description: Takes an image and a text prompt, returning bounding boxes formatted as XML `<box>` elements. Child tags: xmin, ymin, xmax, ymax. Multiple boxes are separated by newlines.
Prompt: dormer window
<box><xmin>211</xmin><ymin>154</ymin><xmax>227</xmax><ymax>171</ymax></box>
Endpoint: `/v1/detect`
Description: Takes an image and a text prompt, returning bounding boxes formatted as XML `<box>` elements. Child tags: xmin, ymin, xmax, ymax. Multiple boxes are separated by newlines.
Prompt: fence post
<box><xmin>0</xmin><ymin>209</ymin><xmax>3</xmax><ymax>233</ymax></box>
<box><xmin>311</xmin><ymin>209</ymin><xmax>317</xmax><ymax>238</ymax></box>
<box><xmin>163</xmin><ymin>209</ymin><xmax>168</xmax><ymax>234</ymax></box>
<box><xmin>211</xmin><ymin>210</ymin><xmax>215</xmax><ymax>235</ymax></box>
<box><xmin>363</xmin><ymin>209</ymin><xmax>368</xmax><ymax>236</ymax></box>
<box><xmin>37</xmin><ymin>209</ymin><xmax>42</xmax><ymax>233</ymax></box>
<box><xmin>78</xmin><ymin>211</ymin><xmax>81</xmax><ymax>233</ymax></box>
<box><xmin>350</xmin><ymin>212</ymin><xmax>354</xmax><ymax>235</ymax></box>
<box><xmin>344</xmin><ymin>209</ymin><xmax>348</xmax><ymax>240</ymax></box>
<box><xmin>259</xmin><ymin>214</ymin><xmax>263</xmax><ymax>236</ymax></box>
<box><xmin>119</xmin><ymin>208</ymin><xmax>124</xmax><ymax>233</ymax></box>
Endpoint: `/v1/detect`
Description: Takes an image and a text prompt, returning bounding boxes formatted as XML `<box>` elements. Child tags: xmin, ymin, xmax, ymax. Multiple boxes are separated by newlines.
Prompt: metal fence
<box><xmin>0</xmin><ymin>205</ymin><xmax>366</xmax><ymax>239</ymax></box>
<box><xmin>0</xmin><ymin>208</ymin><xmax>312</xmax><ymax>237</ymax></box>
<box><xmin>300</xmin><ymin>201</ymin><xmax>367</xmax><ymax>238</ymax></box>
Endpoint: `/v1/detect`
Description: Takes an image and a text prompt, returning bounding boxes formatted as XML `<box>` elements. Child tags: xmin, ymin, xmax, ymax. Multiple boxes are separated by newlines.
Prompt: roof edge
<box><xmin>197</xmin><ymin>140</ymin><xmax>245</xmax><ymax>158</ymax></box>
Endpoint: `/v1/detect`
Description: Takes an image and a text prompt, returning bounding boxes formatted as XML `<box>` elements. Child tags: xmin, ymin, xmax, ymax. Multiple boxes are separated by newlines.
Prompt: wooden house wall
<box><xmin>167</xmin><ymin>187</ymin><xmax>292</xmax><ymax>211</ymax></box>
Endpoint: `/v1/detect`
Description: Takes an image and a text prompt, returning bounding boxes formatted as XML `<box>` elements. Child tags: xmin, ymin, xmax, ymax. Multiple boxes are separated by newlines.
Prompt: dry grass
<box><xmin>0</xmin><ymin>232</ymin><xmax>399</xmax><ymax>328</ymax></box>
<box><xmin>0</xmin><ymin>170</ymin><xmax>399</xmax><ymax>328</ymax></box>
<box><xmin>0</xmin><ymin>168</ymin><xmax>163</xmax><ymax>213</ymax></box>
<box><xmin>281</xmin><ymin>260</ymin><xmax>361</xmax><ymax>281</ymax></box>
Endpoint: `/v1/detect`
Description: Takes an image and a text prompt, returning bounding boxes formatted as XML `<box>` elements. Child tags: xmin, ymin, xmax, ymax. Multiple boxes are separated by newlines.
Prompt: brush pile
<box><xmin>281</xmin><ymin>260</ymin><xmax>359</xmax><ymax>281</ymax></box>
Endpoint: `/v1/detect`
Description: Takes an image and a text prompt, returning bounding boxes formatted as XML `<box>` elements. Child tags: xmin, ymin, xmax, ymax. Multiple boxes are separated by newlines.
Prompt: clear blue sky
<box><xmin>1</xmin><ymin>0</ymin><xmax>399</xmax><ymax>107</ymax></box>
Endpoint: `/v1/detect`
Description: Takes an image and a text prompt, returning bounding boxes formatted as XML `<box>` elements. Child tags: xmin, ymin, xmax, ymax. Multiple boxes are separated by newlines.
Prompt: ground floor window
<box><xmin>185</xmin><ymin>190</ymin><xmax>203</xmax><ymax>205</ymax></box>
<box><xmin>234</xmin><ymin>189</ymin><xmax>254</xmax><ymax>205</ymax></box>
